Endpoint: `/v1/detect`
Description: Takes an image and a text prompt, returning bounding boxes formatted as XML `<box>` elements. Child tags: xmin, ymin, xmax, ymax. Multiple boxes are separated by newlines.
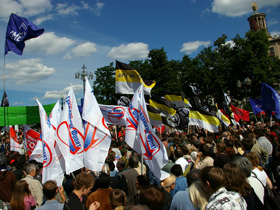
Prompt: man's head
<box><xmin>98</xmin><ymin>173</ymin><xmax>111</xmax><ymax>189</ymax></box>
<box><xmin>200</xmin><ymin>166</ymin><xmax>225</xmax><ymax>194</ymax></box>
<box><xmin>43</xmin><ymin>180</ymin><xmax>58</xmax><ymax>200</ymax></box>
<box><xmin>74</xmin><ymin>172</ymin><xmax>95</xmax><ymax>196</ymax></box>
<box><xmin>25</xmin><ymin>164</ymin><xmax>37</xmax><ymax>177</ymax></box>
<box><xmin>231</xmin><ymin>156</ymin><xmax>252</xmax><ymax>177</ymax></box>
<box><xmin>128</xmin><ymin>156</ymin><xmax>139</xmax><ymax>168</ymax></box>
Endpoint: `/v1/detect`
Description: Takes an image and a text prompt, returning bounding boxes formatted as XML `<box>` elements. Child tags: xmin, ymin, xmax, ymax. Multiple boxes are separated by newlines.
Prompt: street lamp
<box><xmin>75</xmin><ymin>64</ymin><xmax>94</xmax><ymax>94</ymax></box>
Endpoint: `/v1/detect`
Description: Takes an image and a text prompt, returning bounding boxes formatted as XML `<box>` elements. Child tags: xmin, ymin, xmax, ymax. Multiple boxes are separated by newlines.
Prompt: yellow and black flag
<box><xmin>163</xmin><ymin>91</ymin><xmax>191</xmax><ymax>108</ymax></box>
<box><xmin>147</xmin><ymin>104</ymin><xmax>163</xmax><ymax>127</ymax></box>
<box><xmin>115</xmin><ymin>60</ymin><xmax>156</xmax><ymax>95</ymax></box>
<box><xmin>149</xmin><ymin>94</ymin><xmax>176</xmax><ymax>117</ymax></box>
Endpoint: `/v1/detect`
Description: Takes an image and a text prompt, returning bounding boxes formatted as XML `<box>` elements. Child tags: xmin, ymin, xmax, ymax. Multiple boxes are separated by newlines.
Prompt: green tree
<box><xmin>93</xmin><ymin>62</ymin><xmax>115</xmax><ymax>104</ymax></box>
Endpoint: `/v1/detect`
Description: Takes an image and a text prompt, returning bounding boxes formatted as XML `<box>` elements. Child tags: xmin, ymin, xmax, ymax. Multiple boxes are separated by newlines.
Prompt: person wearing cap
<box><xmin>0</xmin><ymin>153</ymin><xmax>17</xmax><ymax>202</ymax></box>
<box><xmin>160</xmin><ymin>172</ymin><xmax>176</xmax><ymax>210</ymax></box>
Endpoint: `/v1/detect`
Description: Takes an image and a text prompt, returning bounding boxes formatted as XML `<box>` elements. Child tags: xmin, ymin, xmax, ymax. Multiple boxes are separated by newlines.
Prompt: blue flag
<box><xmin>261</xmin><ymin>82</ymin><xmax>280</xmax><ymax>119</ymax></box>
<box><xmin>249</xmin><ymin>98</ymin><xmax>262</xmax><ymax>115</ymax></box>
<box><xmin>5</xmin><ymin>13</ymin><xmax>44</xmax><ymax>55</ymax></box>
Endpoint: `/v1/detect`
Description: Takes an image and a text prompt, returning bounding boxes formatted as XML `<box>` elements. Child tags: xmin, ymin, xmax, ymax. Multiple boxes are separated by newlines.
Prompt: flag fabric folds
<box><xmin>37</xmin><ymin>100</ymin><xmax>63</xmax><ymax>185</ymax></box>
<box><xmin>5</xmin><ymin>13</ymin><xmax>44</xmax><ymax>55</ymax></box>
<box><xmin>1</xmin><ymin>91</ymin><xmax>9</xmax><ymax>107</ymax></box>
<box><xmin>115</xmin><ymin>60</ymin><xmax>156</xmax><ymax>95</ymax></box>
<box><xmin>261</xmin><ymin>83</ymin><xmax>280</xmax><ymax>119</ymax></box>
<box><xmin>29</xmin><ymin>136</ymin><xmax>43</xmax><ymax>163</ymax></box>
<box><xmin>23</xmin><ymin>125</ymin><xmax>41</xmax><ymax>157</ymax></box>
<box><xmin>249</xmin><ymin>98</ymin><xmax>263</xmax><ymax>115</ymax></box>
<box><xmin>147</xmin><ymin>104</ymin><xmax>163</xmax><ymax>127</ymax></box>
<box><xmin>230</xmin><ymin>105</ymin><xmax>250</xmax><ymax>122</ymax></box>
<box><xmin>56</xmin><ymin>87</ymin><xmax>84</xmax><ymax>175</ymax></box>
<box><xmin>82</xmin><ymin>77</ymin><xmax>112</xmax><ymax>172</ymax></box>
<box><xmin>125</xmin><ymin>84</ymin><xmax>168</xmax><ymax>179</ymax></box>
<box><xmin>149</xmin><ymin>95</ymin><xmax>176</xmax><ymax>117</ymax></box>
<box><xmin>10</xmin><ymin>126</ymin><xmax>23</xmax><ymax>154</ymax></box>
<box><xmin>216</xmin><ymin>109</ymin><xmax>231</xmax><ymax>127</ymax></box>
<box><xmin>189</xmin><ymin>111</ymin><xmax>220</xmax><ymax>133</ymax></box>
<box><xmin>163</xmin><ymin>91</ymin><xmax>191</xmax><ymax>108</ymax></box>
<box><xmin>99</xmin><ymin>104</ymin><xmax>128</xmax><ymax>126</ymax></box>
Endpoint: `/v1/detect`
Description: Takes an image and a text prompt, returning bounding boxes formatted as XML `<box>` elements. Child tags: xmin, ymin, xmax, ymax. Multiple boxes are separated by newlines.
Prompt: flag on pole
<box><xmin>149</xmin><ymin>94</ymin><xmax>176</xmax><ymax>117</ymax></box>
<box><xmin>115</xmin><ymin>60</ymin><xmax>156</xmax><ymax>95</ymax></box>
<box><xmin>125</xmin><ymin>84</ymin><xmax>168</xmax><ymax>179</ymax></box>
<box><xmin>147</xmin><ymin>104</ymin><xmax>163</xmax><ymax>127</ymax></box>
<box><xmin>261</xmin><ymin>82</ymin><xmax>280</xmax><ymax>119</ymax></box>
<box><xmin>5</xmin><ymin>13</ymin><xmax>44</xmax><ymax>55</ymax></box>
<box><xmin>216</xmin><ymin>109</ymin><xmax>231</xmax><ymax>127</ymax></box>
<box><xmin>56</xmin><ymin>86</ymin><xmax>84</xmax><ymax>174</ymax></box>
<box><xmin>99</xmin><ymin>104</ymin><xmax>128</xmax><ymax>126</ymax></box>
<box><xmin>29</xmin><ymin>136</ymin><xmax>43</xmax><ymax>163</ymax></box>
<box><xmin>163</xmin><ymin>91</ymin><xmax>191</xmax><ymax>108</ymax></box>
<box><xmin>82</xmin><ymin>77</ymin><xmax>112</xmax><ymax>171</ymax></box>
<box><xmin>249</xmin><ymin>98</ymin><xmax>263</xmax><ymax>115</ymax></box>
<box><xmin>10</xmin><ymin>126</ymin><xmax>23</xmax><ymax>154</ymax></box>
<box><xmin>37</xmin><ymin>100</ymin><xmax>63</xmax><ymax>185</ymax></box>
<box><xmin>23</xmin><ymin>125</ymin><xmax>41</xmax><ymax>157</ymax></box>
<box><xmin>230</xmin><ymin>105</ymin><xmax>250</xmax><ymax>122</ymax></box>
<box><xmin>1</xmin><ymin>91</ymin><xmax>9</xmax><ymax>107</ymax></box>
<box><xmin>189</xmin><ymin>110</ymin><xmax>220</xmax><ymax>133</ymax></box>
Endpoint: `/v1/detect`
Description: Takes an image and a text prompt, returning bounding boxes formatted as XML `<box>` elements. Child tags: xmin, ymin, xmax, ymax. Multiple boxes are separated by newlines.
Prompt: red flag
<box><xmin>230</xmin><ymin>105</ymin><xmax>250</xmax><ymax>121</ymax></box>
<box><xmin>24</xmin><ymin>125</ymin><xmax>41</xmax><ymax>157</ymax></box>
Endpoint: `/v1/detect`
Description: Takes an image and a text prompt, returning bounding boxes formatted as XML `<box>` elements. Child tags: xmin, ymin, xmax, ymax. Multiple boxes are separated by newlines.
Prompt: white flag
<box><xmin>29</xmin><ymin>137</ymin><xmax>43</xmax><ymax>163</ymax></box>
<box><xmin>10</xmin><ymin>126</ymin><xmax>23</xmax><ymax>155</ymax></box>
<box><xmin>125</xmin><ymin>84</ymin><xmax>168</xmax><ymax>179</ymax></box>
<box><xmin>37</xmin><ymin>100</ymin><xmax>64</xmax><ymax>185</ymax></box>
<box><xmin>82</xmin><ymin>77</ymin><xmax>111</xmax><ymax>171</ymax></box>
<box><xmin>99</xmin><ymin>104</ymin><xmax>128</xmax><ymax>126</ymax></box>
<box><xmin>56</xmin><ymin>86</ymin><xmax>84</xmax><ymax>174</ymax></box>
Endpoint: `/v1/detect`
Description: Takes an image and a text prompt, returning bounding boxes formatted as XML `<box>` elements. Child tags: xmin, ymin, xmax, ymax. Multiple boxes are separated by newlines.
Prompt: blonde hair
<box><xmin>160</xmin><ymin>174</ymin><xmax>176</xmax><ymax>189</ymax></box>
<box><xmin>189</xmin><ymin>181</ymin><xmax>209</xmax><ymax>210</ymax></box>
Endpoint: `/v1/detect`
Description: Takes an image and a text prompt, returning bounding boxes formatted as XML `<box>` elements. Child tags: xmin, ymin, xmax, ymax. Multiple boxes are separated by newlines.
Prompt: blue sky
<box><xmin>0</xmin><ymin>0</ymin><xmax>279</xmax><ymax>107</ymax></box>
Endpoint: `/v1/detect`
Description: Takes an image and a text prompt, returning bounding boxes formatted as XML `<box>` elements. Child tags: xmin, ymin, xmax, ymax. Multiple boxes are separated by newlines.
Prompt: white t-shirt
<box><xmin>175</xmin><ymin>157</ymin><xmax>189</xmax><ymax>172</ymax></box>
<box><xmin>247</xmin><ymin>176</ymin><xmax>265</xmax><ymax>204</ymax></box>
<box><xmin>251</xmin><ymin>168</ymin><xmax>267</xmax><ymax>187</ymax></box>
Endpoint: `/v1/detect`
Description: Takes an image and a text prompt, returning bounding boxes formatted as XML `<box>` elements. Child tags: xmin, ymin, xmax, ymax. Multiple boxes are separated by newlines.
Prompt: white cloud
<box><xmin>270</xmin><ymin>31</ymin><xmax>280</xmax><ymax>37</ymax></box>
<box><xmin>0</xmin><ymin>0</ymin><xmax>52</xmax><ymax>20</ymax></box>
<box><xmin>180</xmin><ymin>41</ymin><xmax>211</xmax><ymax>54</ymax></box>
<box><xmin>5</xmin><ymin>58</ymin><xmax>56</xmax><ymax>84</ymax></box>
<box><xmin>211</xmin><ymin>0</ymin><xmax>280</xmax><ymax>17</ymax></box>
<box><xmin>93</xmin><ymin>2</ymin><xmax>105</xmax><ymax>16</ymax></box>
<box><xmin>267</xmin><ymin>19</ymin><xmax>279</xmax><ymax>26</ymax></box>
<box><xmin>108</xmin><ymin>42</ymin><xmax>149</xmax><ymax>60</ymax></box>
<box><xmin>56</xmin><ymin>3</ymin><xmax>80</xmax><ymax>16</ymax></box>
<box><xmin>71</xmin><ymin>42</ymin><xmax>98</xmax><ymax>57</ymax></box>
<box><xmin>25</xmin><ymin>32</ymin><xmax>76</xmax><ymax>55</ymax></box>
<box><xmin>42</xmin><ymin>85</ymin><xmax>83</xmax><ymax>99</ymax></box>
<box><xmin>224</xmin><ymin>40</ymin><xmax>235</xmax><ymax>48</ymax></box>
<box><xmin>34</xmin><ymin>14</ymin><xmax>53</xmax><ymax>25</ymax></box>
<box><xmin>201</xmin><ymin>8</ymin><xmax>210</xmax><ymax>17</ymax></box>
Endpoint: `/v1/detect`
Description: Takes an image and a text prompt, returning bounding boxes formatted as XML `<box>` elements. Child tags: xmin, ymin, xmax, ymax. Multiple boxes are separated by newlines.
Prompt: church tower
<box><xmin>247</xmin><ymin>3</ymin><xmax>267</xmax><ymax>32</ymax></box>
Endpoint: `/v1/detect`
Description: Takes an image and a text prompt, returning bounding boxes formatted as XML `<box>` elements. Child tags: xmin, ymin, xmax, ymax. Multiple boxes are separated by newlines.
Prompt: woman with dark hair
<box><xmin>223</xmin><ymin>163</ymin><xmax>264</xmax><ymax>210</ymax></box>
<box><xmin>10</xmin><ymin>180</ymin><xmax>36</xmax><ymax>210</ymax></box>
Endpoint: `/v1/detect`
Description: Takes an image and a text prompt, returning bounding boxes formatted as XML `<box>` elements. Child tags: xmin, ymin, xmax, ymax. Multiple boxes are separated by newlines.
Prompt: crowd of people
<box><xmin>0</xmin><ymin>120</ymin><xmax>280</xmax><ymax>210</ymax></box>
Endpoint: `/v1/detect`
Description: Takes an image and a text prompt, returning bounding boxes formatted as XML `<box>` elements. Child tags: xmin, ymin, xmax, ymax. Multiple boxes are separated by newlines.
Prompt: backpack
<box><xmin>252</xmin><ymin>172</ymin><xmax>280</xmax><ymax>210</ymax></box>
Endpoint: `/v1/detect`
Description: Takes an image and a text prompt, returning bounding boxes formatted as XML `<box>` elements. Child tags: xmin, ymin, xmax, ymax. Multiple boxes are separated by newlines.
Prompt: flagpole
<box><xmin>141</xmin><ymin>154</ymin><xmax>143</xmax><ymax>175</ymax></box>
<box><xmin>3</xmin><ymin>55</ymin><xmax>6</xmax><ymax>133</ymax></box>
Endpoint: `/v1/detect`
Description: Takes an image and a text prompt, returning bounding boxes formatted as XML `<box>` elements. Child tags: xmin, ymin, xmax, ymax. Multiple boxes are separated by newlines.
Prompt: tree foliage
<box><xmin>93</xmin><ymin>30</ymin><xmax>280</xmax><ymax>105</ymax></box>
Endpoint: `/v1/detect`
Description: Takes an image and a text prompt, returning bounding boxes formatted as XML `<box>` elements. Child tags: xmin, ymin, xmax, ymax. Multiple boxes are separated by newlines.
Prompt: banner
<box><xmin>5</xmin><ymin>13</ymin><xmax>44</xmax><ymax>55</ymax></box>
<box><xmin>24</xmin><ymin>125</ymin><xmax>41</xmax><ymax>157</ymax></box>
<box><xmin>56</xmin><ymin>86</ymin><xmax>84</xmax><ymax>174</ymax></box>
<box><xmin>0</xmin><ymin>103</ymin><xmax>56</xmax><ymax>126</ymax></box>
<box><xmin>230</xmin><ymin>105</ymin><xmax>250</xmax><ymax>122</ymax></box>
<box><xmin>83</xmin><ymin>77</ymin><xmax>111</xmax><ymax>171</ymax></box>
<box><xmin>189</xmin><ymin>110</ymin><xmax>220</xmax><ymax>133</ymax></box>
<box><xmin>125</xmin><ymin>84</ymin><xmax>168</xmax><ymax>179</ymax></box>
<box><xmin>10</xmin><ymin>126</ymin><xmax>23</xmax><ymax>154</ymax></box>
